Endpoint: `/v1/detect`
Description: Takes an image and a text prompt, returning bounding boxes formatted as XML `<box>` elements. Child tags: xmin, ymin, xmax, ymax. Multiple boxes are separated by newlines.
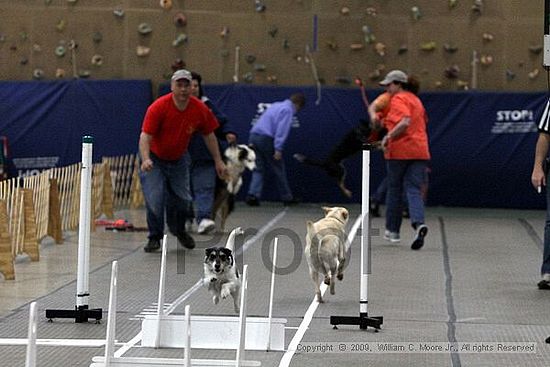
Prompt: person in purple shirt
<box><xmin>245</xmin><ymin>93</ymin><xmax>306</xmax><ymax>206</ymax></box>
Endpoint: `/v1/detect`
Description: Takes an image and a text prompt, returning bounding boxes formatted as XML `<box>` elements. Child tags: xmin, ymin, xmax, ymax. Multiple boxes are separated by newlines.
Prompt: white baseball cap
<box><xmin>379</xmin><ymin>70</ymin><xmax>408</xmax><ymax>86</ymax></box>
<box><xmin>171</xmin><ymin>69</ymin><xmax>192</xmax><ymax>82</ymax></box>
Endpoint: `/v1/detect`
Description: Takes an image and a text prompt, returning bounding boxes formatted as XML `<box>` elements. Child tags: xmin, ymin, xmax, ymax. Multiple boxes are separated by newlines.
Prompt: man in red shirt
<box><xmin>139</xmin><ymin>69</ymin><xmax>226</xmax><ymax>252</ymax></box>
<box><xmin>379</xmin><ymin>70</ymin><xmax>430</xmax><ymax>250</ymax></box>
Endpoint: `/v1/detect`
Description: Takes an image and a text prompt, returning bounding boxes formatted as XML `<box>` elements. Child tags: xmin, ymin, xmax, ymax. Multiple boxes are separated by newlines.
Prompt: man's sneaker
<box><xmin>245</xmin><ymin>195</ymin><xmax>260</xmax><ymax>206</ymax></box>
<box><xmin>143</xmin><ymin>238</ymin><xmax>161</xmax><ymax>253</ymax></box>
<box><xmin>177</xmin><ymin>232</ymin><xmax>195</xmax><ymax>249</ymax></box>
<box><xmin>538</xmin><ymin>273</ymin><xmax>550</xmax><ymax>289</ymax></box>
<box><xmin>197</xmin><ymin>218</ymin><xmax>216</xmax><ymax>234</ymax></box>
<box><xmin>411</xmin><ymin>224</ymin><xmax>428</xmax><ymax>250</ymax></box>
<box><xmin>383</xmin><ymin>230</ymin><xmax>400</xmax><ymax>243</ymax></box>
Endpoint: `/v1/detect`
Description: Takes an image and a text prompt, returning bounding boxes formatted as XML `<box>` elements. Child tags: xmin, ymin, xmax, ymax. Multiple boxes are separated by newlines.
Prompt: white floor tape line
<box><xmin>278</xmin><ymin>214</ymin><xmax>361</xmax><ymax>367</ymax></box>
<box><xmin>115</xmin><ymin>209</ymin><xmax>288</xmax><ymax>358</ymax></box>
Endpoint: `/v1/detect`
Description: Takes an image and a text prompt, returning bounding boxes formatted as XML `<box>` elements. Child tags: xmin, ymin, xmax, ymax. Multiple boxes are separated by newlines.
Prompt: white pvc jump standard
<box><xmin>330</xmin><ymin>146</ymin><xmax>383</xmax><ymax>330</ymax></box>
<box><xmin>25</xmin><ymin>302</ymin><xmax>37</xmax><ymax>367</ymax></box>
<box><xmin>46</xmin><ymin>135</ymin><xmax>102</xmax><ymax>323</ymax></box>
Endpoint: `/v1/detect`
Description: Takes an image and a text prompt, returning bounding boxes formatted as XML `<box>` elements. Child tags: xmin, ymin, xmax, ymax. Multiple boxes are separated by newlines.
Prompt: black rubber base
<box><xmin>330</xmin><ymin>313</ymin><xmax>383</xmax><ymax>330</ymax></box>
<box><xmin>45</xmin><ymin>305</ymin><xmax>103</xmax><ymax>323</ymax></box>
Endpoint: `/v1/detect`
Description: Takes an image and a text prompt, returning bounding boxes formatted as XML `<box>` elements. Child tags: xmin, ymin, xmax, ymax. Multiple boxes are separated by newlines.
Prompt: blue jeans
<box><xmin>191</xmin><ymin>160</ymin><xmax>216</xmax><ymax>222</ymax></box>
<box><xmin>247</xmin><ymin>133</ymin><xmax>293</xmax><ymax>201</ymax></box>
<box><xmin>139</xmin><ymin>153</ymin><xmax>192</xmax><ymax>240</ymax></box>
<box><xmin>385</xmin><ymin>160</ymin><xmax>428</xmax><ymax>233</ymax></box>
<box><xmin>373</xmin><ymin>176</ymin><xmax>408</xmax><ymax>207</ymax></box>
<box><xmin>543</xmin><ymin>176</ymin><xmax>550</xmax><ymax>274</ymax></box>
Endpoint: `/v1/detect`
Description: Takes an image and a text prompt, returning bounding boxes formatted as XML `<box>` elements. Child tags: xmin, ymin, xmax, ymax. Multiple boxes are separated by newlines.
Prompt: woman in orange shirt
<box><xmin>379</xmin><ymin>70</ymin><xmax>430</xmax><ymax>250</ymax></box>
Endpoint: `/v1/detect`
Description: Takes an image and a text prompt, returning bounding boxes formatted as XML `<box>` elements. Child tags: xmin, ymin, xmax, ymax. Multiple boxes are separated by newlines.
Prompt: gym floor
<box><xmin>1</xmin><ymin>203</ymin><xmax>549</xmax><ymax>366</ymax></box>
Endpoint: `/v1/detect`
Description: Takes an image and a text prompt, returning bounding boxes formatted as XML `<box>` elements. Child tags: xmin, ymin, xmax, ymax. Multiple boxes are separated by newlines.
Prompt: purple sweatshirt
<box><xmin>250</xmin><ymin>99</ymin><xmax>296</xmax><ymax>151</ymax></box>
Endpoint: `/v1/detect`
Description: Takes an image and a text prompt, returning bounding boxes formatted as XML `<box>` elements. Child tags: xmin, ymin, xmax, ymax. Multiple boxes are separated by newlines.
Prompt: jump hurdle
<box><xmin>91</xmin><ymin>243</ymin><xmax>260</xmax><ymax>367</ymax></box>
<box><xmin>141</xmin><ymin>234</ymin><xmax>286</xmax><ymax>351</ymax></box>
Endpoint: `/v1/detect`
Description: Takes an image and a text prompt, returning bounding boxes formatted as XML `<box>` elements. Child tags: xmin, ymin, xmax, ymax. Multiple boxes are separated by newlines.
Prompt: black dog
<box><xmin>294</xmin><ymin>118</ymin><xmax>386</xmax><ymax>198</ymax></box>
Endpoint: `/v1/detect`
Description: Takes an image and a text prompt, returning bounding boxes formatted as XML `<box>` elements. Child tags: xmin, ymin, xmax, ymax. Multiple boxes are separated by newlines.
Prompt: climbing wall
<box><xmin>0</xmin><ymin>0</ymin><xmax>544</xmax><ymax>91</ymax></box>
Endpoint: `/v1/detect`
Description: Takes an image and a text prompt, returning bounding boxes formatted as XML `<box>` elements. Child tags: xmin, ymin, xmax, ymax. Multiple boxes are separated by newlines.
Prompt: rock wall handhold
<box><xmin>172</xmin><ymin>33</ymin><xmax>188</xmax><ymax>47</ymax></box>
<box><xmin>362</xmin><ymin>25</ymin><xmax>376</xmax><ymax>44</ymax></box>
<box><xmin>374</xmin><ymin>42</ymin><xmax>386</xmax><ymax>56</ymax></box>
<box><xmin>32</xmin><ymin>44</ymin><xmax>42</xmax><ymax>52</ymax></box>
<box><xmin>443</xmin><ymin>43</ymin><xmax>458</xmax><ymax>53</ymax></box>
<box><xmin>480</xmin><ymin>54</ymin><xmax>493</xmax><ymax>66</ymax></box>
<box><xmin>398</xmin><ymin>44</ymin><xmax>408</xmax><ymax>54</ymax></box>
<box><xmin>91</xmin><ymin>54</ymin><xmax>103</xmax><ymax>66</ymax></box>
<box><xmin>245</xmin><ymin>54</ymin><xmax>256</xmax><ymax>64</ymax></box>
<box><xmin>160</xmin><ymin>0</ymin><xmax>172</xmax><ymax>10</ymax></box>
<box><xmin>482</xmin><ymin>32</ymin><xmax>493</xmax><ymax>42</ymax></box>
<box><xmin>78</xmin><ymin>70</ymin><xmax>91</xmax><ymax>78</ymax></box>
<box><xmin>113</xmin><ymin>9</ymin><xmax>125</xmax><ymax>18</ymax></box>
<box><xmin>55</xmin><ymin>45</ymin><xmax>66</xmax><ymax>57</ymax></box>
<box><xmin>350</xmin><ymin>43</ymin><xmax>365</xmax><ymax>50</ymax></box>
<box><xmin>505</xmin><ymin>69</ymin><xmax>515</xmax><ymax>81</ymax></box>
<box><xmin>56</xmin><ymin>19</ymin><xmax>67</xmax><ymax>32</ymax></box>
<box><xmin>171</xmin><ymin>58</ymin><xmax>186</xmax><ymax>71</ymax></box>
<box><xmin>243</xmin><ymin>72</ymin><xmax>254</xmax><ymax>83</ymax></box>
<box><xmin>254</xmin><ymin>63</ymin><xmax>266</xmax><ymax>71</ymax></box>
<box><xmin>20</xmin><ymin>57</ymin><xmax>28</xmax><ymax>65</ymax></box>
<box><xmin>411</xmin><ymin>6</ymin><xmax>422</xmax><ymax>21</ymax></box>
<box><xmin>528</xmin><ymin>69</ymin><xmax>540</xmax><ymax>80</ymax></box>
<box><xmin>138</xmin><ymin>23</ymin><xmax>153</xmax><ymax>35</ymax></box>
<box><xmin>368</xmin><ymin>69</ymin><xmax>381</xmax><ymax>80</ymax></box>
<box><xmin>268</xmin><ymin>25</ymin><xmax>278</xmax><ymax>38</ymax></box>
<box><xmin>457</xmin><ymin>80</ymin><xmax>469</xmax><ymax>90</ymax></box>
<box><xmin>255</xmin><ymin>0</ymin><xmax>266</xmax><ymax>13</ymax></box>
<box><xmin>340</xmin><ymin>7</ymin><xmax>350</xmax><ymax>16</ymax></box>
<box><xmin>326</xmin><ymin>40</ymin><xmax>338</xmax><ymax>50</ymax></box>
<box><xmin>55</xmin><ymin>68</ymin><xmax>65</xmax><ymax>78</ymax></box>
<box><xmin>267</xmin><ymin>75</ymin><xmax>277</xmax><ymax>83</ymax></box>
<box><xmin>420</xmin><ymin>41</ymin><xmax>437</xmax><ymax>51</ymax></box>
<box><xmin>174</xmin><ymin>12</ymin><xmax>187</xmax><ymax>27</ymax></box>
<box><xmin>220</xmin><ymin>26</ymin><xmax>229</xmax><ymax>38</ymax></box>
<box><xmin>335</xmin><ymin>76</ymin><xmax>352</xmax><ymax>84</ymax></box>
<box><xmin>366</xmin><ymin>7</ymin><xmax>377</xmax><ymax>16</ymax></box>
<box><xmin>136</xmin><ymin>45</ymin><xmax>150</xmax><ymax>57</ymax></box>
<box><xmin>33</xmin><ymin>69</ymin><xmax>44</xmax><ymax>80</ymax></box>
<box><xmin>444</xmin><ymin>65</ymin><xmax>460</xmax><ymax>79</ymax></box>
<box><xmin>282</xmin><ymin>39</ymin><xmax>290</xmax><ymax>49</ymax></box>
<box><xmin>449</xmin><ymin>0</ymin><xmax>458</xmax><ymax>9</ymax></box>
<box><xmin>471</xmin><ymin>0</ymin><xmax>483</xmax><ymax>15</ymax></box>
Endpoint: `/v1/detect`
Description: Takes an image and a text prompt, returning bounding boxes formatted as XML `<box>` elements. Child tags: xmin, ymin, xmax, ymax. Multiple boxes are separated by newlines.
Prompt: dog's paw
<box><xmin>337</xmin><ymin>273</ymin><xmax>344</xmax><ymax>281</ymax></box>
<box><xmin>316</xmin><ymin>294</ymin><xmax>324</xmax><ymax>303</ymax></box>
<box><xmin>221</xmin><ymin>288</ymin><xmax>231</xmax><ymax>299</ymax></box>
<box><xmin>323</xmin><ymin>276</ymin><xmax>331</xmax><ymax>285</ymax></box>
<box><xmin>212</xmin><ymin>295</ymin><xmax>220</xmax><ymax>305</ymax></box>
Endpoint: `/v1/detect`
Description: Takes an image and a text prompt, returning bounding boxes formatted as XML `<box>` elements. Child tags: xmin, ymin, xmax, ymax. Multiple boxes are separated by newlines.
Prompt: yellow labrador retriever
<box><xmin>305</xmin><ymin>206</ymin><xmax>349</xmax><ymax>303</ymax></box>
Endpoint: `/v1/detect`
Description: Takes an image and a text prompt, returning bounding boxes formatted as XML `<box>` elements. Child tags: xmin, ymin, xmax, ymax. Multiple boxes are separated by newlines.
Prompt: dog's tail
<box><xmin>225</xmin><ymin>226</ymin><xmax>244</xmax><ymax>252</ymax></box>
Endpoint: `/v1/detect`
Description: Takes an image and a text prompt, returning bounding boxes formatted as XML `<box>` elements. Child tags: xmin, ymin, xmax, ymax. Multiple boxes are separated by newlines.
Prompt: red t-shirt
<box><xmin>383</xmin><ymin>91</ymin><xmax>430</xmax><ymax>160</ymax></box>
<box><xmin>142</xmin><ymin>94</ymin><xmax>219</xmax><ymax>160</ymax></box>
